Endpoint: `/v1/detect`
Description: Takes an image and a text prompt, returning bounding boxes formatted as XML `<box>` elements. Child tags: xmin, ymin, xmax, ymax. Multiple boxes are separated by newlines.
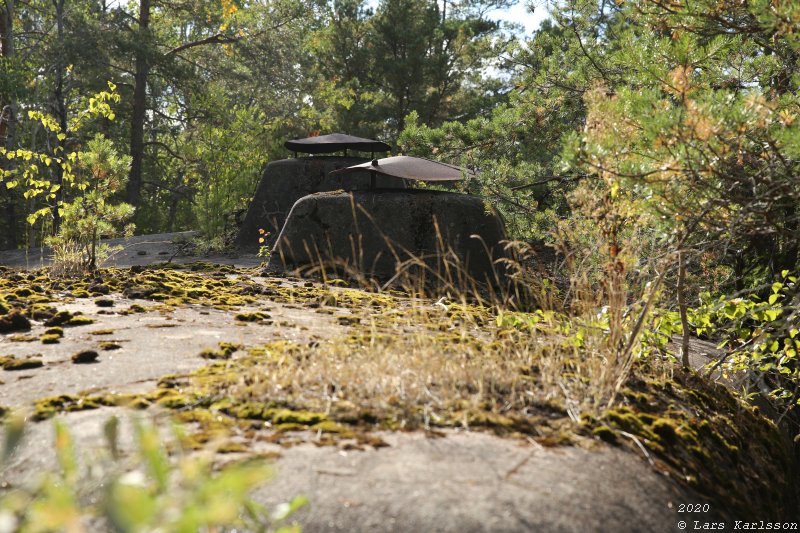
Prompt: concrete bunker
<box><xmin>235</xmin><ymin>134</ymin><xmax>402</xmax><ymax>251</ymax></box>
<box><xmin>267</xmin><ymin>156</ymin><xmax>510</xmax><ymax>286</ymax></box>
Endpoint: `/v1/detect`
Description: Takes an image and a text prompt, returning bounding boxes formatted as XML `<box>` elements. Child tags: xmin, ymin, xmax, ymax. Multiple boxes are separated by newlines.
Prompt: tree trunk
<box><xmin>0</xmin><ymin>0</ymin><xmax>19</xmax><ymax>248</ymax></box>
<box><xmin>126</xmin><ymin>0</ymin><xmax>150</xmax><ymax>210</ymax></box>
<box><xmin>52</xmin><ymin>0</ymin><xmax>67</xmax><ymax>233</ymax></box>
<box><xmin>678</xmin><ymin>249</ymin><xmax>690</xmax><ymax>367</ymax></box>
<box><xmin>165</xmin><ymin>173</ymin><xmax>184</xmax><ymax>233</ymax></box>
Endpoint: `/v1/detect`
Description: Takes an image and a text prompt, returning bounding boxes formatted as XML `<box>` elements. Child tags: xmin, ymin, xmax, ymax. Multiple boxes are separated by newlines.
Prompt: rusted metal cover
<box><xmin>284</xmin><ymin>133</ymin><xmax>391</xmax><ymax>154</ymax></box>
<box><xmin>333</xmin><ymin>156</ymin><xmax>471</xmax><ymax>182</ymax></box>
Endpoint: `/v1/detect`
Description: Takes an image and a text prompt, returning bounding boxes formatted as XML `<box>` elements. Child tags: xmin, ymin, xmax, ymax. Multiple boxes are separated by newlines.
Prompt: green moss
<box><xmin>99</xmin><ymin>341</ymin><xmax>122</xmax><ymax>351</ymax></box>
<box><xmin>44</xmin><ymin>310</ymin><xmax>73</xmax><ymax>327</ymax></box>
<box><xmin>0</xmin><ymin>310</ymin><xmax>31</xmax><ymax>333</ymax></box>
<box><xmin>221</xmin><ymin>402</ymin><xmax>270</xmax><ymax>420</ymax></box>
<box><xmin>2</xmin><ymin>356</ymin><xmax>44</xmax><ymax>371</ymax></box>
<box><xmin>216</xmin><ymin>441</ymin><xmax>248</xmax><ymax>454</ymax></box>
<box><xmin>595</xmin><ymin>371</ymin><xmax>798</xmax><ymax>518</ymax></box>
<box><xmin>199</xmin><ymin>348</ymin><xmax>228</xmax><ymax>360</ymax></box>
<box><xmin>128</xmin><ymin>397</ymin><xmax>151</xmax><ymax>409</ymax></box>
<box><xmin>318</xmin><ymin>294</ymin><xmax>339</xmax><ymax>307</ymax></box>
<box><xmin>336</xmin><ymin>315</ymin><xmax>360</xmax><ymax>326</ymax></box>
<box><xmin>40</xmin><ymin>333</ymin><xmax>61</xmax><ymax>344</ymax></box>
<box><xmin>186</xmin><ymin>288</ymin><xmax>211</xmax><ymax>299</ymax></box>
<box><xmin>64</xmin><ymin>315</ymin><xmax>94</xmax><ymax>327</ymax></box>
<box><xmin>8</xmin><ymin>334</ymin><xmax>37</xmax><ymax>342</ymax></box>
<box><xmin>356</xmin><ymin>433</ymin><xmax>389</xmax><ymax>448</ymax></box>
<box><xmin>200</xmin><ymin>342</ymin><xmax>243</xmax><ymax>360</ymax></box>
<box><xmin>153</xmin><ymin>390</ymin><xmax>193</xmax><ymax>409</ymax></box>
<box><xmin>273</xmin><ymin>422</ymin><xmax>307</xmax><ymax>432</ymax></box>
<box><xmin>466</xmin><ymin>411</ymin><xmax>515</xmax><ymax>430</ymax></box>
<box><xmin>29</xmin><ymin>304</ymin><xmax>56</xmax><ymax>320</ymax></box>
<box><xmin>31</xmin><ymin>393</ymin><xmax>122</xmax><ymax>421</ymax></box>
<box><xmin>246</xmin><ymin>346</ymin><xmax>268</xmax><ymax>357</ymax></box>
<box><xmin>219</xmin><ymin>342</ymin><xmax>244</xmax><ymax>354</ymax></box>
<box><xmin>592</xmin><ymin>425</ymin><xmax>618</xmax><ymax>443</ymax></box>
<box><xmin>651</xmin><ymin>419</ymin><xmax>678</xmax><ymax>443</ymax></box>
<box><xmin>234</xmin><ymin>311</ymin><xmax>270</xmax><ymax>322</ymax></box>
<box><xmin>71</xmin><ymin>350</ymin><xmax>99</xmax><ymax>364</ymax></box>
<box><xmin>89</xmin><ymin>329</ymin><xmax>115</xmax><ymax>335</ymax></box>
<box><xmin>271</xmin><ymin>409</ymin><xmax>326</xmax><ymax>425</ymax></box>
<box><xmin>311</xmin><ymin>420</ymin><xmax>352</xmax><ymax>435</ymax></box>
<box><xmin>44</xmin><ymin>327</ymin><xmax>64</xmax><ymax>337</ymax></box>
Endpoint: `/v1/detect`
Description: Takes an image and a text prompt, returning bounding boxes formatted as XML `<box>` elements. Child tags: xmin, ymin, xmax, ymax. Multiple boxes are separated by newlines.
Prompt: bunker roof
<box><xmin>284</xmin><ymin>133</ymin><xmax>391</xmax><ymax>155</ymax></box>
<box><xmin>333</xmin><ymin>156</ymin><xmax>472</xmax><ymax>182</ymax></box>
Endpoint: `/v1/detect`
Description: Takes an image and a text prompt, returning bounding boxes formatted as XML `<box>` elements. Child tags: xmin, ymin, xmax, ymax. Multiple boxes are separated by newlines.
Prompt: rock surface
<box><xmin>268</xmin><ymin>190</ymin><xmax>509</xmax><ymax>285</ymax></box>
<box><xmin>0</xmin><ymin>231</ymin><xmax>262</xmax><ymax>270</ymax></box>
<box><xmin>258</xmin><ymin>430</ymin><xmax>706</xmax><ymax>532</ymax></box>
<box><xmin>0</xmin><ymin>236</ymin><xmax>777</xmax><ymax>531</ymax></box>
<box><xmin>3</xmin><ymin>411</ymin><xmax>711</xmax><ymax>533</ymax></box>
<box><xmin>236</xmin><ymin>157</ymin><xmax>406</xmax><ymax>251</ymax></box>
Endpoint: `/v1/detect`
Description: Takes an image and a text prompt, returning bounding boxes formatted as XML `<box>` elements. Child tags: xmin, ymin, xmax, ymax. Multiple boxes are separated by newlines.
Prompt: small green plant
<box><xmin>258</xmin><ymin>228</ymin><xmax>272</xmax><ymax>259</ymax></box>
<box><xmin>0</xmin><ymin>82</ymin><xmax>133</xmax><ymax>273</ymax></box>
<box><xmin>0</xmin><ymin>414</ymin><xmax>306</xmax><ymax>532</ymax></box>
<box><xmin>46</xmin><ymin>135</ymin><xmax>135</xmax><ymax>272</ymax></box>
<box><xmin>690</xmin><ymin>270</ymin><xmax>799</xmax><ymax>406</ymax></box>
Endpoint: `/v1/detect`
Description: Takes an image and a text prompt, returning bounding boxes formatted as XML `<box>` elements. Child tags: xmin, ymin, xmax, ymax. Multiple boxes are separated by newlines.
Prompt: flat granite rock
<box><xmin>236</xmin><ymin>157</ymin><xmax>406</xmax><ymax>251</ymax></box>
<box><xmin>267</xmin><ymin>189</ymin><xmax>509</xmax><ymax>285</ymax></box>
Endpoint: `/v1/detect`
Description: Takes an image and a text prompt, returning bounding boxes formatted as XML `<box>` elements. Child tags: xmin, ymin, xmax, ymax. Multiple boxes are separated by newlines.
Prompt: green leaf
<box><xmin>104</xmin><ymin>416</ymin><xmax>120</xmax><ymax>460</ymax></box>
<box><xmin>54</xmin><ymin>420</ymin><xmax>78</xmax><ymax>486</ymax></box>
<box><xmin>107</xmin><ymin>479</ymin><xmax>158</xmax><ymax>530</ymax></box>
<box><xmin>135</xmin><ymin>420</ymin><xmax>170</xmax><ymax>492</ymax></box>
<box><xmin>2</xmin><ymin>414</ymin><xmax>25</xmax><ymax>464</ymax></box>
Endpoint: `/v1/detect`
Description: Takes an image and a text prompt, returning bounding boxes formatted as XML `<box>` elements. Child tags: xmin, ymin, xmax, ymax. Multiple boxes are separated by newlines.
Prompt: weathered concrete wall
<box><xmin>236</xmin><ymin>157</ymin><xmax>405</xmax><ymax>251</ymax></box>
<box><xmin>267</xmin><ymin>190</ymin><xmax>509</xmax><ymax>286</ymax></box>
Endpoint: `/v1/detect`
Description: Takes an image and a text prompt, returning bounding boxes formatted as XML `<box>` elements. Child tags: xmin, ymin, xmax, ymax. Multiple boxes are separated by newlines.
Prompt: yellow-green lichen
<box><xmin>99</xmin><ymin>341</ymin><xmax>122</xmax><ymax>351</ymax></box>
<box><xmin>64</xmin><ymin>315</ymin><xmax>94</xmax><ymax>327</ymax></box>
<box><xmin>40</xmin><ymin>333</ymin><xmax>61</xmax><ymax>344</ymax></box>
<box><xmin>8</xmin><ymin>334</ymin><xmax>37</xmax><ymax>342</ymax></box>
<box><xmin>1</xmin><ymin>356</ymin><xmax>44</xmax><ymax>371</ymax></box>
<box><xmin>200</xmin><ymin>342</ymin><xmax>243</xmax><ymax>360</ymax></box>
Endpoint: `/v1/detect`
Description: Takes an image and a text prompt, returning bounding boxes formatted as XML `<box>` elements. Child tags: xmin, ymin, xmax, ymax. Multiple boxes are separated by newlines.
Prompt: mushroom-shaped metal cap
<box><xmin>284</xmin><ymin>133</ymin><xmax>391</xmax><ymax>154</ymax></box>
<box><xmin>333</xmin><ymin>156</ymin><xmax>473</xmax><ymax>182</ymax></box>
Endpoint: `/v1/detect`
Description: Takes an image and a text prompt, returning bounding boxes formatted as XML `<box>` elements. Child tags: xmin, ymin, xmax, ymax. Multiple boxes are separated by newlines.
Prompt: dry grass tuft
<box><xmin>261</xmin><ymin>219</ymin><xmax>679</xmax><ymax>425</ymax></box>
<box><xmin>216</xmin><ymin>290</ymin><xmax>668</xmax><ymax>431</ymax></box>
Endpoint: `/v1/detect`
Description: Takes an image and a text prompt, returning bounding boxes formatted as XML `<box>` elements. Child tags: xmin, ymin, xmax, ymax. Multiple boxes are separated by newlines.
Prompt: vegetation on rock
<box><xmin>0</xmin><ymin>0</ymin><xmax>799</xmax><ymax>522</ymax></box>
